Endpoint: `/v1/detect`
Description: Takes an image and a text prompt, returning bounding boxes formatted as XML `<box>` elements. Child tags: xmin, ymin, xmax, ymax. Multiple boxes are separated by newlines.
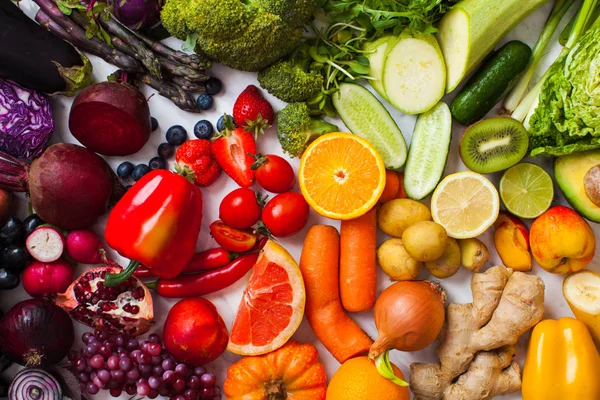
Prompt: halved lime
<box><xmin>499</xmin><ymin>163</ymin><xmax>553</xmax><ymax>219</ymax></box>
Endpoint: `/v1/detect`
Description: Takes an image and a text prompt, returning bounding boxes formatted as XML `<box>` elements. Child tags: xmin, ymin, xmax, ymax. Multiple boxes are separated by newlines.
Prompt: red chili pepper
<box><xmin>254</xmin><ymin>236</ymin><xmax>269</xmax><ymax>251</ymax></box>
<box><xmin>134</xmin><ymin>247</ymin><xmax>243</xmax><ymax>278</ymax></box>
<box><xmin>146</xmin><ymin>253</ymin><xmax>259</xmax><ymax>298</ymax></box>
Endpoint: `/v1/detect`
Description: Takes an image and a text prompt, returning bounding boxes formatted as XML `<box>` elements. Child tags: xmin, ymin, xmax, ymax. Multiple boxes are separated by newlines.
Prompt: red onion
<box><xmin>8</xmin><ymin>369</ymin><xmax>62</xmax><ymax>400</ymax></box>
<box><xmin>0</xmin><ymin>299</ymin><xmax>74</xmax><ymax>368</ymax></box>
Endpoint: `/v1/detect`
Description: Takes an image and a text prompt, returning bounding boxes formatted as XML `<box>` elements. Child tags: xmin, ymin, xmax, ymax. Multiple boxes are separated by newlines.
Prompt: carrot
<box><xmin>340</xmin><ymin>208</ymin><xmax>377</xmax><ymax>312</ymax></box>
<box><xmin>379</xmin><ymin>170</ymin><xmax>400</xmax><ymax>203</ymax></box>
<box><xmin>299</xmin><ymin>225</ymin><xmax>373</xmax><ymax>363</ymax></box>
<box><xmin>395</xmin><ymin>171</ymin><xmax>407</xmax><ymax>199</ymax></box>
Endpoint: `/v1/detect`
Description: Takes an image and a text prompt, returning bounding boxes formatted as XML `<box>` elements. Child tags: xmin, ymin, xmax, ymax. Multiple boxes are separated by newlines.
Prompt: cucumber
<box><xmin>450</xmin><ymin>40</ymin><xmax>532</xmax><ymax>125</ymax></box>
<box><xmin>382</xmin><ymin>31</ymin><xmax>446</xmax><ymax>115</ymax></box>
<box><xmin>332</xmin><ymin>83</ymin><xmax>407</xmax><ymax>169</ymax></box>
<box><xmin>363</xmin><ymin>36</ymin><xmax>396</xmax><ymax>101</ymax></box>
<box><xmin>403</xmin><ymin>101</ymin><xmax>452</xmax><ymax>200</ymax></box>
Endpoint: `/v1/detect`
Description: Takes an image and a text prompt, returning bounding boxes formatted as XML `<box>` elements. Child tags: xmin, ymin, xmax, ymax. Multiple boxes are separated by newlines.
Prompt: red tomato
<box><xmin>261</xmin><ymin>192</ymin><xmax>309</xmax><ymax>237</ymax></box>
<box><xmin>209</xmin><ymin>221</ymin><xmax>257</xmax><ymax>252</ymax></box>
<box><xmin>252</xmin><ymin>154</ymin><xmax>295</xmax><ymax>193</ymax></box>
<box><xmin>219</xmin><ymin>188</ymin><xmax>261</xmax><ymax>229</ymax></box>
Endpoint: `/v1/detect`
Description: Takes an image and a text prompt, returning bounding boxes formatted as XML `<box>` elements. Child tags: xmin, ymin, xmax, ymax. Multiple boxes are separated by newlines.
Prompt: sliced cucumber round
<box><xmin>332</xmin><ymin>83</ymin><xmax>407</xmax><ymax>170</ymax></box>
<box><xmin>404</xmin><ymin>101</ymin><xmax>452</xmax><ymax>200</ymax></box>
<box><xmin>364</xmin><ymin>36</ymin><xmax>396</xmax><ymax>101</ymax></box>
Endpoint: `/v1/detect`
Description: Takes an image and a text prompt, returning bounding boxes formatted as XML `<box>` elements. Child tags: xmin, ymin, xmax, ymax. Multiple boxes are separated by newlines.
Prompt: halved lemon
<box><xmin>299</xmin><ymin>132</ymin><xmax>386</xmax><ymax>220</ymax></box>
<box><xmin>431</xmin><ymin>170</ymin><xmax>500</xmax><ymax>238</ymax></box>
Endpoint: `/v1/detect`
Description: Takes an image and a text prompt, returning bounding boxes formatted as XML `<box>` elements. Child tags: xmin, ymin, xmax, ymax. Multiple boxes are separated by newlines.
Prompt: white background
<box><xmin>1</xmin><ymin>2</ymin><xmax>596</xmax><ymax>399</ymax></box>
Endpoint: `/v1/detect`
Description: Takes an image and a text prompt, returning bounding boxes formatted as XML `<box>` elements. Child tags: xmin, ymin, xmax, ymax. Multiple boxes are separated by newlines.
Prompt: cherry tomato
<box><xmin>209</xmin><ymin>221</ymin><xmax>257</xmax><ymax>252</ymax></box>
<box><xmin>261</xmin><ymin>192</ymin><xmax>309</xmax><ymax>237</ymax></box>
<box><xmin>219</xmin><ymin>188</ymin><xmax>261</xmax><ymax>229</ymax></box>
<box><xmin>251</xmin><ymin>154</ymin><xmax>295</xmax><ymax>193</ymax></box>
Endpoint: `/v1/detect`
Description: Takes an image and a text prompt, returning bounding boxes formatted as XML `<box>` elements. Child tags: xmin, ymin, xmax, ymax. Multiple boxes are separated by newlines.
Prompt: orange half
<box><xmin>299</xmin><ymin>133</ymin><xmax>386</xmax><ymax>220</ymax></box>
<box><xmin>227</xmin><ymin>240</ymin><xmax>305</xmax><ymax>356</ymax></box>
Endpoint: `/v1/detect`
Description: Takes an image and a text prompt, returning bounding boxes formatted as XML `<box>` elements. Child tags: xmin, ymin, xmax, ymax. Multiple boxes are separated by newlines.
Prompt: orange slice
<box><xmin>299</xmin><ymin>132</ymin><xmax>386</xmax><ymax>220</ymax></box>
<box><xmin>227</xmin><ymin>240</ymin><xmax>305</xmax><ymax>356</ymax></box>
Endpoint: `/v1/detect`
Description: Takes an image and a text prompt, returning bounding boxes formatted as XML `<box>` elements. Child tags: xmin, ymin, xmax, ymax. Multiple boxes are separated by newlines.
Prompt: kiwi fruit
<box><xmin>459</xmin><ymin>117</ymin><xmax>529</xmax><ymax>174</ymax></box>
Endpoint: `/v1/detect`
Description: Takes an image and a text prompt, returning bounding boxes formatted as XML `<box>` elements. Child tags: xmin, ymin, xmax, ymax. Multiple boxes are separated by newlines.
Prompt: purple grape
<box><xmin>175</xmin><ymin>364</ymin><xmax>189</xmax><ymax>377</ymax></box>
<box><xmin>200</xmin><ymin>387</ymin><xmax>214</xmax><ymax>399</ymax></box>
<box><xmin>152</xmin><ymin>355</ymin><xmax>162</xmax><ymax>365</ymax></box>
<box><xmin>153</xmin><ymin>366</ymin><xmax>164</xmax><ymax>376</ymax></box>
<box><xmin>148</xmin><ymin>333</ymin><xmax>161</xmax><ymax>343</ymax></box>
<box><xmin>114</xmin><ymin>335</ymin><xmax>125</xmax><ymax>347</ymax></box>
<box><xmin>213</xmin><ymin>386</ymin><xmax>220</xmax><ymax>396</ymax></box>
<box><xmin>141</xmin><ymin>364</ymin><xmax>154</xmax><ymax>378</ymax></box>
<box><xmin>110</xmin><ymin>387</ymin><xmax>123</xmax><ymax>397</ymax></box>
<box><xmin>117</xmin><ymin>349</ymin><xmax>128</xmax><ymax>357</ymax></box>
<box><xmin>97</xmin><ymin>369</ymin><xmax>111</xmax><ymax>383</ymax></box>
<box><xmin>107</xmin><ymin>355</ymin><xmax>120</xmax><ymax>370</ymax></box>
<box><xmin>187</xmin><ymin>375</ymin><xmax>201</xmax><ymax>390</ymax></box>
<box><xmin>125</xmin><ymin>383</ymin><xmax>137</xmax><ymax>395</ymax></box>
<box><xmin>74</xmin><ymin>357</ymin><xmax>88</xmax><ymax>372</ymax></box>
<box><xmin>137</xmin><ymin>351</ymin><xmax>152</xmax><ymax>365</ymax></box>
<box><xmin>173</xmin><ymin>377</ymin><xmax>186</xmax><ymax>392</ymax></box>
<box><xmin>137</xmin><ymin>377</ymin><xmax>148</xmax><ymax>386</ymax></box>
<box><xmin>90</xmin><ymin>354</ymin><xmax>104</xmax><ymax>369</ymax></box>
<box><xmin>87</xmin><ymin>383</ymin><xmax>99</xmax><ymax>395</ymax></box>
<box><xmin>162</xmin><ymin>358</ymin><xmax>176</xmax><ymax>371</ymax></box>
<box><xmin>82</xmin><ymin>332</ymin><xmax>95</xmax><ymax>344</ymax></box>
<box><xmin>141</xmin><ymin>341</ymin><xmax>150</xmax><ymax>352</ymax></box>
<box><xmin>148</xmin><ymin>376</ymin><xmax>161</xmax><ymax>389</ymax></box>
<box><xmin>148</xmin><ymin>388</ymin><xmax>159</xmax><ymax>399</ymax></box>
<box><xmin>78</xmin><ymin>372</ymin><xmax>90</xmax><ymax>383</ymax></box>
<box><xmin>126</xmin><ymin>338</ymin><xmax>140</xmax><ymax>351</ymax></box>
<box><xmin>194</xmin><ymin>367</ymin><xmax>206</xmax><ymax>377</ymax></box>
<box><xmin>184</xmin><ymin>389</ymin><xmax>199</xmax><ymax>400</ymax></box>
<box><xmin>85</xmin><ymin>364</ymin><xmax>94</xmax><ymax>373</ymax></box>
<box><xmin>127</xmin><ymin>368</ymin><xmax>140</xmax><ymax>381</ymax></box>
<box><xmin>111</xmin><ymin>369</ymin><xmax>125</xmax><ymax>382</ymax></box>
<box><xmin>173</xmin><ymin>395</ymin><xmax>186</xmax><ymax>400</ymax></box>
<box><xmin>79</xmin><ymin>382</ymin><xmax>87</xmax><ymax>393</ymax></box>
<box><xmin>131</xmin><ymin>349</ymin><xmax>142</xmax><ymax>359</ymax></box>
<box><xmin>93</xmin><ymin>376</ymin><xmax>106</xmax><ymax>389</ymax></box>
<box><xmin>200</xmin><ymin>374</ymin><xmax>216</xmax><ymax>388</ymax></box>
<box><xmin>119</xmin><ymin>357</ymin><xmax>133</xmax><ymax>371</ymax></box>
<box><xmin>96</xmin><ymin>330</ymin><xmax>109</xmax><ymax>341</ymax></box>
<box><xmin>99</xmin><ymin>345</ymin><xmax>112</xmax><ymax>358</ymax></box>
<box><xmin>137</xmin><ymin>382</ymin><xmax>151</xmax><ymax>396</ymax></box>
<box><xmin>107</xmin><ymin>381</ymin><xmax>120</xmax><ymax>389</ymax></box>
<box><xmin>211</xmin><ymin>396</ymin><xmax>221</xmax><ymax>400</ymax></box>
<box><xmin>159</xmin><ymin>384</ymin><xmax>171</xmax><ymax>397</ymax></box>
<box><xmin>85</xmin><ymin>343</ymin><xmax>98</xmax><ymax>356</ymax></box>
<box><xmin>163</xmin><ymin>370</ymin><xmax>175</xmax><ymax>383</ymax></box>
<box><xmin>147</xmin><ymin>342</ymin><xmax>162</xmax><ymax>356</ymax></box>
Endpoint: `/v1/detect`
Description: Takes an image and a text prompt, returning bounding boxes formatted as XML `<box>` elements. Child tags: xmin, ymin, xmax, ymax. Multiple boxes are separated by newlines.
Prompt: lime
<box><xmin>499</xmin><ymin>163</ymin><xmax>553</xmax><ymax>219</ymax></box>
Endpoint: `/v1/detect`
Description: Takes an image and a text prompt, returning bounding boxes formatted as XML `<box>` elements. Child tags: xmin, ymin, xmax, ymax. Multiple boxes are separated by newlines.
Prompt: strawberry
<box><xmin>232</xmin><ymin>85</ymin><xmax>274</xmax><ymax>138</ymax></box>
<box><xmin>211</xmin><ymin>126</ymin><xmax>256</xmax><ymax>188</ymax></box>
<box><xmin>175</xmin><ymin>140</ymin><xmax>221</xmax><ymax>187</ymax></box>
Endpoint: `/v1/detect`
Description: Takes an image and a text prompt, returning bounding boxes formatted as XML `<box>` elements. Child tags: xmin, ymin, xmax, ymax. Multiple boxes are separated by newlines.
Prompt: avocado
<box><xmin>554</xmin><ymin>150</ymin><xmax>600</xmax><ymax>223</ymax></box>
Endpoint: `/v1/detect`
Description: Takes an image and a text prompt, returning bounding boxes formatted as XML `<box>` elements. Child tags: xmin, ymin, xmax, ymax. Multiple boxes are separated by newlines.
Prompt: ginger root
<box><xmin>410</xmin><ymin>266</ymin><xmax>545</xmax><ymax>400</ymax></box>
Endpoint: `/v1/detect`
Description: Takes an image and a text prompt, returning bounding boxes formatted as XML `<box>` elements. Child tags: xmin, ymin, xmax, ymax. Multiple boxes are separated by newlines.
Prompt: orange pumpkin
<box><xmin>223</xmin><ymin>341</ymin><xmax>327</xmax><ymax>400</ymax></box>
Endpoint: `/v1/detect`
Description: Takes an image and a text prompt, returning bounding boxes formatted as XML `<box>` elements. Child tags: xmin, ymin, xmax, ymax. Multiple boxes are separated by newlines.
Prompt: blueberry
<box><xmin>1</xmin><ymin>245</ymin><xmax>29</xmax><ymax>273</ymax></box>
<box><xmin>149</xmin><ymin>157</ymin><xmax>166</xmax><ymax>170</ymax></box>
<box><xmin>0</xmin><ymin>268</ymin><xmax>19</xmax><ymax>291</ymax></box>
<box><xmin>196</xmin><ymin>93</ymin><xmax>213</xmax><ymax>110</ymax></box>
<box><xmin>166</xmin><ymin>125</ymin><xmax>187</xmax><ymax>146</ymax></box>
<box><xmin>117</xmin><ymin>161</ymin><xmax>135</xmax><ymax>178</ymax></box>
<box><xmin>0</xmin><ymin>218</ymin><xmax>23</xmax><ymax>246</ymax></box>
<box><xmin>216</xmin><ymin>114</ymin><xmax>235</xmax><ymax>132</ymax></box>
<box><xmin>132</xmin><ymin>164</ymin><xmax>151</xmax><ymax>181</ymax></box>
<box><xmin>23</xmin><ymin>214</ymin><xmax>44</xmax><ymax>238</ymax></box>
<box><xmin>151</xmin><ymin>117</ymin><xmax>159</xmax><ymax>132</ymax></box>
<box><xmin>194</xmin><ymin>120</ymin><xmax>214</xmax><ymax>139</ymax></box>
<box><xmin>158</xmin><ymin>142</ymin><xmax>175</xmax><ymax>159</ymax></box>
<box><xmin>205</xmin><ymin>78</ymin><xmax>222</xmax><ymax>95</ymax></box>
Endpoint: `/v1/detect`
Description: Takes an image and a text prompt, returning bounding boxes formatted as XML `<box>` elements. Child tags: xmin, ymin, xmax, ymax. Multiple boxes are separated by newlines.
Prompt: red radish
<box><xmin>66</xmin><ymin>229</ymin><xmax>111</xmax><ymax>265</ymax></box>
<box><xmin>69</xmin><ymin>82</ymin><xmax>151</xmax><ymax>156</ymax></box>
<box><xmin>26</xmin><ymin>226</ymin><xmax>64</xmax><ymax>262</ymax></box>
<box><xmin>22</xmin><ymin>259</ymin><xmax>73</xmax><ymax>298</ymax></box>
<box><xmin>0</xmin><ymin>143</ymin><xmax>124</xmax><ymax>230</ymax></box>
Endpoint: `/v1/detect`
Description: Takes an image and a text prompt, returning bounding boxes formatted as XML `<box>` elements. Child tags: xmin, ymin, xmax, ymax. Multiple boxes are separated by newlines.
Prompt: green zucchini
<box><xmin>450</xmin><ymin>40</ymin><xmax>532</xmax><ymax>125</ymax></box>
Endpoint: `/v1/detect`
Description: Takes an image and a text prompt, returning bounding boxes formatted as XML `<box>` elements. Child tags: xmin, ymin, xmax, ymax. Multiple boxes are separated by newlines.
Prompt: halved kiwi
<box><xmin>459</xmin><ymin>117</ymin><xmax>529</xmax><ymax>174</ymax></box>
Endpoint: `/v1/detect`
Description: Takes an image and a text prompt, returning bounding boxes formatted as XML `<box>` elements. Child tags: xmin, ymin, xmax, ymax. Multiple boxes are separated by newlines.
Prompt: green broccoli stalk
<box><xmin>258</xmin><ymin>44</ymin><xmax>324</xmax><ymax>103</ymax></box>
<box><xmin>277</xmin><ymin>102</ymin><xmax>338</xmax><ymax>158</ymax></box>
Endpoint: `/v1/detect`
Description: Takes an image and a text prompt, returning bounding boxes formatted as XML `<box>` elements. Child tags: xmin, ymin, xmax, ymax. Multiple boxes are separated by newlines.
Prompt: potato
<box><xmin>402</xmin><ymin>221</ymin><xmax>447</xmax><ymax>262</ymax></box>
<box><xmin>458</xmin><ymin>238</ymin><xmax>490</xmax><ymax>272</ymax></box>
<box><xmin>425</xmin><ymin>238</ymin><xmax>461</xmax><ymax>278</ymax></box>
<box><xmin>377</xmin><ymin>238</ymin><xmax>422</xmax><ymax>281</ymax></box>
<box><xmin>377</xmin><ymin>198</ymin><xmax>432</xmax><ymax>238</ymax></box>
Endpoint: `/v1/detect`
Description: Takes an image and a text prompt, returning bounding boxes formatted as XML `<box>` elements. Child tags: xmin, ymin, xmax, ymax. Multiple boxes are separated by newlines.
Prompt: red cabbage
<box><xmin>0</xmin><ymin>78</ymin><xmax>54</xmax><ymax>159</ymax></box>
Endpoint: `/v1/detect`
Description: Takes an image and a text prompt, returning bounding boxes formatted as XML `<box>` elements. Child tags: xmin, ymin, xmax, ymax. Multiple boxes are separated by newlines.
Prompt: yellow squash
<box><xmin>522</xmin><ymin>318</ymin><xmax>600</xmax><ymax>400</ymax></box>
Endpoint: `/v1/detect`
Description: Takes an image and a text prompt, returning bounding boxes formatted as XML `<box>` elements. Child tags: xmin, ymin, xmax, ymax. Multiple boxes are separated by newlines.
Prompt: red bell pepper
<box><xmin>103</xmin><ymin>169</ymin><xmax>203</xmax><ymax>286</ymax></box>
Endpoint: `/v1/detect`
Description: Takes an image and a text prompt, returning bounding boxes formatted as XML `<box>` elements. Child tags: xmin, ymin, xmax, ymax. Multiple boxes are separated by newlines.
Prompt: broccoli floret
<box><xmin>258</xmin><ymin>45</ymin><xmax>324</xmax><ymax>103</ymax></box>
<box><xmin>277</xmin><ymin>102</ymin><xmax>339</xmax><ymax>158</ymax></box>
<box><xmin>160</xmin><ymin>0</ymin><xmax>318</xmax><ymax>71</ymax></box>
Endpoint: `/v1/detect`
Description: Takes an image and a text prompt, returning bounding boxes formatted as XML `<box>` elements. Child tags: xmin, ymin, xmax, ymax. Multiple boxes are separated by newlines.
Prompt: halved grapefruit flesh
<box><xmin>227</xmin><ymin>240</ymin><xmax>306</xmax><ymax>356</ymax></box>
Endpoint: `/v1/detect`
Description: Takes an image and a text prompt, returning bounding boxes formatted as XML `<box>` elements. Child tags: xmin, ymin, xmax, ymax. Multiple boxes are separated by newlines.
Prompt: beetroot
<box><xmin>22</xmin><ymin>259</ymin><xmax>74</xmax><ymax>297</ymax></box>
<box><xmin>0</xmin><ymin>143</ymin><xmax>123</xmax><ymax>230</ymax></box>
<box><xmin>69</xmin><ymin>82</ymin><xmax>151</xmax><ymax>156</ymax></box>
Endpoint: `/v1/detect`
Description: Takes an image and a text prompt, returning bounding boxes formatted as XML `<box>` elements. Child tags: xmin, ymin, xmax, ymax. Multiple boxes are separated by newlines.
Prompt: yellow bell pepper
<box><xmin>522</xmin><ymin>317</ymin><xmax>600</xmax><ymax>400</ymax></box>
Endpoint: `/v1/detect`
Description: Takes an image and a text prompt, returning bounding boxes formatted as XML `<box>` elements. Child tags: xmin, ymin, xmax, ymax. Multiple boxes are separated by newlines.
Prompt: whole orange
<box><xmin>326</xmin><ymin>356</ymin><xmax>409</xmax><ymax>400</ymax></box>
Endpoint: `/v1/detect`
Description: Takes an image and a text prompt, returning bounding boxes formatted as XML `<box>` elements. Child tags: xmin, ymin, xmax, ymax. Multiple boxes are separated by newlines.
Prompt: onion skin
<box><xmin>8</xmin><ymin>368</ymin><xmax>62</xmax><ymax>400</ymax></box>
<box><xmin>0</xmin><ymin>299</ymin><xmax>74</xmax><ymax>368</ymax></box>
<box><xmin>369</xmin><ymin>280</ymin><xmax>446</xmax><ymax>360</ymax></box>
